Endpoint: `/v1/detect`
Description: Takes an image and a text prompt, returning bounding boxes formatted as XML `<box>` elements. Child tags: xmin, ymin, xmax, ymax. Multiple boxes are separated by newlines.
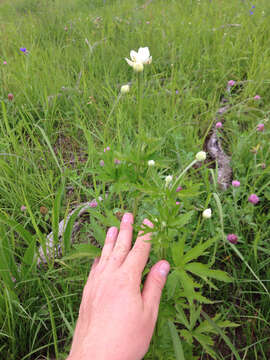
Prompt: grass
<box><xmin>1</xmin><ymin>0</ymin><xmax>270</xmax><ymax>358</ymax></box>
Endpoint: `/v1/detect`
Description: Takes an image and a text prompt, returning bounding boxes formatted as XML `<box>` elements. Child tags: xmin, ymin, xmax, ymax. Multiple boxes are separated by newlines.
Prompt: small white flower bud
<box><xmin>133</xmin><ymin>62</ymin><xmax>144</xmax><ymax>72</ymax></box>
<box><xmin>148</xmin><ymin>160</ymin><xmax>155</xmax><ymax>166</ymax></box>
<box><xmin>196</xmin><ymin>151</ymin><xmax>206</xmax><ymax>161</ymax></box>
<box><xmin>165</xmin><ymin>175</ymin><xmax>173</xmax><ymax>186</ymax></box>
<box><xmin>202</xmin><ymin>208</ymin><xmax>212</xmax><ymax>219</ymax></box>
<box><xmin>121</xmin><ymin>84</ymin><xmax>130</xmax><ymax>94</ymax></box>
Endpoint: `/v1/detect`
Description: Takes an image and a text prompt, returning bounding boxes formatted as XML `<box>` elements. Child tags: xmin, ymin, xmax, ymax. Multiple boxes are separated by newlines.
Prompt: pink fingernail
<box><xmin>158</xmin><ymin>262</ymin><xmax>170</xmax><ymax>277</ymax></box>
<box><xmin>122</xmin><ymin>213</ymin><xmax>133</xmax><ymax>224</ymax></box>
<box><xmin>107</xmin><ymin>226</ymin><xmax>118</xmax><ymax>239</ymax></box>
<box><xmin>143</xmin><ymin>218</ymin><xmax>154</xmax><ymax>228</ymax></box>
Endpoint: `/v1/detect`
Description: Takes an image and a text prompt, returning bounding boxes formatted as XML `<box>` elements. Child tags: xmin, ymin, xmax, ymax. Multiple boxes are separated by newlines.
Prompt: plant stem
<box><xmin>137</xmin><ymin>72</ymin><xmax>143</xmax><ymax>136</ymax></box>
<box><xmin>104</xmin><ymin>93</ymin><xmax>122</xmax><ymax>142</ymax></box>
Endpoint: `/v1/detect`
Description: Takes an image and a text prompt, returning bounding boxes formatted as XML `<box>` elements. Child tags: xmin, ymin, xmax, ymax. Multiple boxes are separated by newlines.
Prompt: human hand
<box><xmin>67</xmin><ymin>212</ymin><xmax>170</xmax><ymax>360</ymax></box>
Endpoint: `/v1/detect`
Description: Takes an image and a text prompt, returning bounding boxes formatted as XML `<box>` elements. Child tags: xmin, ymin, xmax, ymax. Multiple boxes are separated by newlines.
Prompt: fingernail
<box><xmin>107</xmin><ymin>226</ymin><xmax>118</xmax><ymax>239</ymax></box>
<box><xmin>122</xmin><ymin>212</ymin><xmax>133</xmax><ymax>224</ymax></box>
<box><xmin>158</xmin><ymin>262</ymin><xmax>170</xmax><ymax>277</ymax></box>
<box><xmin>143</xmin><ymin>218</ymin><xmax>154</xmax><ymax>228</ymax></box>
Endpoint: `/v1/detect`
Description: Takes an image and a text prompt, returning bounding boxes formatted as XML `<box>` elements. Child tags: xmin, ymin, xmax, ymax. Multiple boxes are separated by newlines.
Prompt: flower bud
<box><xmin>216</xmin><ymin>122</ymin><xmax>222</xmax><ymax>129</ymax></box>
<box><xmin>121</xmin><ymin>84</ymin><xmax>130</xmax><ymax>94</ymax></box>
<box><xmin>195</xmin><ymin>151</ymin><xmax>206</xmax><ymax>162</ymax></box>
<box><xmin>165</xmin><ymin>175</ymin><xmax>173</xmax><ymax>186</ymax></box>
<box><xmin>90</xmin><ymin>200</ymin><xmax>98</xmax><ymax>208</ymax></box>
<box><xmin>227</xmin><ymin>80</ymin><xmax>235</xmax><ymax>87</ymax></box>
<box><xmin>202</xmin><ymin>208</ymin><xmax>212</xmax><ymax>219</ymax></box>
<box><xmin>227</xmin><ymin>233</ymin><xmax>238</xmax><ymax>244</ymax></box>
<box><xmin>148</xmin><ymin>160</ymin><xmax>155</xmax><ymax>166</ymax></box>
<box><xmin>232</xmin><ymin>180</ymin><xmax>240</xmax><ymax>187</ymax></box>
<box><xmin>248</xmin><ymin>194</ymin><xmax>259</xmax><ymax>204</ymax></box>
<box><xmin>8</xmin><ymin>93</ymin><xmax>14</xmax><ymax>101</ymax></box>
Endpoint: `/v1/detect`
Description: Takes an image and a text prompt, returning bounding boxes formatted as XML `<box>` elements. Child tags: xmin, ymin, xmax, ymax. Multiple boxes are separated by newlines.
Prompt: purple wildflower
<box><xmin>176</xmin><ymin>186</ymin><xmax>183</xmax><ymax>192</ymax></box>
<box><xmin>8</xmin><ymin>93</ymin><xmax>14</xmax><ymax>101</ymax></box>
<box><xmin>99</xmin><ymin>160</ymin><xmax>105</xmax><ymax>167</ymax></box>
<box><xmin>227</xmin><ymin>234</ymin><xmax>238</xmax><ymax>244</ymax></box>
<box><xmin>90</xmin><ymin>200</ymin><xmax>98</xmax><ymax>208</ymax></box>
<box><xmin>20</xmin><ymin>48</ymin><xmax>27</xmax><ymax>53</ymax></box>
<box><xmin>216</xmin><ymin>122</ymin><xmax>222</xmax><ymax>129</ymax></box>
<box><xmin>248</xmin><ymin>194</ymin><xmax>259</xmax><ymax>204</ymax></box>
<box><xmin>227</xmin><ymin>80</ymin><xmax>235</xmax><ymax>87</ymax></box>
<box><xmin>3</xmin><ymin>61</ymin><xmax>7</xmax><ymax>65</ymax></box>
<box><xmin>232</xmin><ymin>180</ymin><xmax>240</xmax><ymax>188</ymax></box>
<box><xmin>21</xmin><ymin>205</ymin><xmax>27</xmax><ymax>212</ymax></box>
<box><xmin>114</xmin><ymin>159</ymin><xmax>121</xmax><ymax>165</ymax></box>
<box><xmin>176</xmin><ymin>201</ymin><xmax>180</xmax><ymax>205</ymax></box>
<box><xmin>254</xmin><ymin>95</ymin><xmax>261</xmax><ymax>100</ymax></box>
<box><xmin>257</xmin><ymin>123</ymin><xmax>264</xmax><ymax>132</ymax></box>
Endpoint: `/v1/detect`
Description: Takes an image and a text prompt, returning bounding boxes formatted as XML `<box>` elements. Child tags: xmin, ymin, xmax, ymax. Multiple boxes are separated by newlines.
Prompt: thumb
<box><xmin>142</xmin><ymin>260</ymin><xmax>170</xmax><ymax>321</ymax></box>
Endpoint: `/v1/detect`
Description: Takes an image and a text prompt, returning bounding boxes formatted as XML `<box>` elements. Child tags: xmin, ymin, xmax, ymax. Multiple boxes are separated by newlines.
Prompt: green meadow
<box><xmin>1</xmin><ymin>0</ymin><xmax>270</xmax><ymax>358</ymax></box>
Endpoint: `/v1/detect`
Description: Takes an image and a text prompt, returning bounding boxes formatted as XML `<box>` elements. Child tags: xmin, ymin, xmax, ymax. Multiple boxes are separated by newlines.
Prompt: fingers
<box><xmin>142</xmin><ymin>260</ymin><xmax>170</xmax><ymax>323</ymax></box>
<box><xmin>123</xmin><ymin>218</ymin><xmax>153</xmax><ymax>277</ymax></box>
<box><xmin>98</xmin><ymin>226</ymin><xmax>118</xmax><ymax>268</ymax></box>
<box><xmin>109</xmin><ymin>213</ymin><xmax>134</xmax><ymax>268</ymax></box>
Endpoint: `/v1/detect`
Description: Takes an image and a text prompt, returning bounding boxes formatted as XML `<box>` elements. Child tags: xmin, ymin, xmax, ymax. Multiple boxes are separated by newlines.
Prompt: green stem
<box><xmin>104</xmin><ymin>93</ymin><xmax>122</xmax><ymax>142</ymax></box>
<box><xmin>172</xmin><ymin>159</ymin><xmax>197</xmax><ymax>188</ymax></box>
<box><xmin>137</xmin><ymin>72</ymin><xmax>143</xmax><ymax>136</ymax></box>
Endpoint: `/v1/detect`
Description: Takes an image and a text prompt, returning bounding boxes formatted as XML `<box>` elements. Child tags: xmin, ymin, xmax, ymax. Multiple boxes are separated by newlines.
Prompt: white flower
<box><xmin>125</xmin><ymin>47</ymin><xmax>152</xmax><ymax>71</ymax></box>
<box><xmin>202</xmin><ymin>208</ymin><xmax>212</xmax><ymax>219</ymax></box>
<box><xmin>148</xmin><ymin>160</ymin><xmax>155</xmax><ymax>166</ymax></box>
<box><xmin>195</xmin><ymin>151</ymin><xmax>206</xmax><ymax>162</ymax></box>
<box><xmin>165</xmin><ymin>175</ymin><xmax>173</xmax><ymax>186</ymax></box>
<box><xmin>132</xmin><ymin>62</ymin><xmax>144</xmax><ymax>72</ymax></box>
<box><xmin>121</xmin><ymin>84</ymin><xmax>130</xmax><ymax>94</ymax></box>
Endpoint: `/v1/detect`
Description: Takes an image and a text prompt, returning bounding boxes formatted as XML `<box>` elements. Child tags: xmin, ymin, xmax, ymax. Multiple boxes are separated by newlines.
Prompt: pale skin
<box><xmin>67</xmin><ymin>212</ymin><xmax>170</xmax><ymax>360</ymax></box>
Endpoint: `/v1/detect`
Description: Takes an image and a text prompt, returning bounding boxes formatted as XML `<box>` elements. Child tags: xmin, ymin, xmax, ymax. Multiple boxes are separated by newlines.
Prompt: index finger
<box><xmin>123</xmin><ymin>218</ymin><xmax>153</xmax><ymax>277</ymax></box>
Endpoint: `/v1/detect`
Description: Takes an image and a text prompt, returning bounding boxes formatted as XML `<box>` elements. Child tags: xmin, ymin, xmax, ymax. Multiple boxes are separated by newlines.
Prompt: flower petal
<box><xmin>137</xmin><ymin>47</ymin><xmax>150</xmax><ymax>63</ymax></box>
<box><xmin>125</xmin><ymin>58</ymin><xmax>135</xmax><ymax>67</ymax></box>
<box><xmin>130</xmin><ymin>50</ymin><xmax>138</xmax><ymax>62</ymax></box>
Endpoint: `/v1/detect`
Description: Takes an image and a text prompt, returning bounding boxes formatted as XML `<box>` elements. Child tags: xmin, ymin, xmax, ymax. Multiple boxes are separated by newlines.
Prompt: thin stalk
<box><xmin>104</xmin><ymin>93</ymin><xmax>122</xmax><ymax>141</ymax></box>
<box><xmin>137</xmin><ymin>72</ymin><xmax>143</xmax><ymax>136</ymax></box>
<box><xmin>172</xmin><ymin>159</ymin><xmax>197</xmax><ymax>188</ymax></box>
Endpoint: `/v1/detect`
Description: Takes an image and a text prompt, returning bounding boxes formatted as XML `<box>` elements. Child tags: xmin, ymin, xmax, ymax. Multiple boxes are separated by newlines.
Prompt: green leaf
<box><xmin>185</xmin><ymin>262</ymin><xmax>232</xmax><ymax>282</ymax></box>
<box><xmin>61</xmin><ymin>243</ymin><xmax>101</xmax><ymax>261</ymax></box>
<box><xmin>0</xmin><ymin>212</ymin><xmax>33</xmax><ymax>244</ymax></box>
<box><xmin>190</xmin><ymin>304</ymin><xmax>202</xmax><ymax>330</ymax></box>
<box><xmin>168</xmin><ymin>320</ymin><xmax>186</xmax><ymax>360</ymax></box>
<box><xmin>193</xmin><ymin>333</ymin><xmax>217</xmax><ymax>359</ymax></box>
<box><xmin>63</xmin><ymin>205</ymin><xmax>84</xmax><ymax>255</ymax></box>
<box><xmin>178</xmin><ymin>269</ymin><xmax>196</xmax><ymax>303</ymax></box>
<box><xmin>179</xmin><ymin>329</ymin><xmax>193</xmax><ymax>345</ymax></box>
<box><xmin>201</xmin><ymin>310</ymin><xmax>241</xmax><ymax>360</ymax></box>
<box><xmin>171</xmin><ymin>234</ymin><xmax>186</xmax><ymax>267</ymax></box>
<box><xmin>166</xmin><ymin>270</ymin><xmax>181</xmax><ymax>300</ymax></box>
<box><xmin>52</xmin><ymin>182</ymin><xmax>65</xmax><ymax>246</ymax></box>
<box><xmin>196</xmin><ymin>317</ymin><xmax>239</xmax><ymax>335</ymax></box>
<box><xmin>193</xmin><ymin>293</ymin><xmax>213</xmax><ymax>304</ymax></box>
<box><xmin>22</xmin><ymin>238</ymin><xmax>36</xmax><ymax>266</ymax></box>
<box><xmin>182</xmin><ymin>237</ymin><xmax>217</xmax><ymax>265</ymax></box>
<box><xmin>175</xmin><ymin>304</ymin><xmax>190</xmax><ymax>330</ymax></box>
<box><xmin>169</xmin><ymin>211</ymin><xmax>194</xmax><ymax>229</ymax></box>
